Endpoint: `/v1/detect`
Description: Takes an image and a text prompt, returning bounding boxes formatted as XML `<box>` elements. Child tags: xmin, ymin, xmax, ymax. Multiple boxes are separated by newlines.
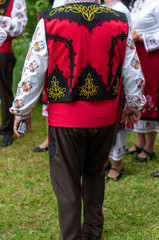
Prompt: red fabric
<box><xmin>46</xmin><ymin>19</ymin><xmax>127</xmax><ymax>92</ymax></box>
<box><xmin>0</xmin><ymin>0</ymin><xmax>14</xmax><ymax>52</ymax></box>
<box><xmin>0</xmin><ymin>39</ymin><xmax>12</xmax><ymax>52</ymax></box>
<box><xmin>136</xmin><ymin>43</ymin><xmax>159</xmax><ymax>120</ymax></box>
<box><xmin>48</xmin><ymin>100</ymin><xmax>118</xmax><ymax>128</ymax></box>
<box><xmin>45</xmin><ymin>15</ymin><xmax>128</xmax><ymax>127</ymax></box>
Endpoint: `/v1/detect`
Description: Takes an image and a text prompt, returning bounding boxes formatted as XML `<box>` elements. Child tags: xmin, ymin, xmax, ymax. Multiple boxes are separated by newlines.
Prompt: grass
<box><xmin>0</xmin><ymin>104</ymin><xmax>159</xmax><ymax>240</ymax></box>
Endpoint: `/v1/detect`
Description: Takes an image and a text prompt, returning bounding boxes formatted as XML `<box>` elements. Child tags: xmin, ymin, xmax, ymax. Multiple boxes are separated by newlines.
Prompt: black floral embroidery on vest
<box><xmin>0</xmin><ymin>0</ymin><xmax>12</xmax><ymax>16</ymax></box>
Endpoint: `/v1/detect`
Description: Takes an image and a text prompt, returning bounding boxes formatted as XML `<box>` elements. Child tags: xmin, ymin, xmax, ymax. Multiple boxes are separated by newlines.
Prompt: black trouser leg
<box><xmin>49</xmin><ymin>125</ymin><xmax>114</xmax><ymax>240</ymax></box>
<box><xmin>0</xmin><ymin>52</ymin><xmax>16</xmax><ymax>135</ymax></box>
<box><xmin>82</xmin><ymin>125</ymin><xmax>114</xmax><ymax>238</ymax></box>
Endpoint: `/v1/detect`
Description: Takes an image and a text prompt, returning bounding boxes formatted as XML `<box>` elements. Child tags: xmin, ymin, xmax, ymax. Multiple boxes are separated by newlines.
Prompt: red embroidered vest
<box><xmin>0</xmin><ymin>0</ymin><xmax>14</xmax><ymax>52</ymax></box>
<box><xmin>40</xmin><ymin>3</ymin><xmax>128</xmax><ymax>104</ymax></box>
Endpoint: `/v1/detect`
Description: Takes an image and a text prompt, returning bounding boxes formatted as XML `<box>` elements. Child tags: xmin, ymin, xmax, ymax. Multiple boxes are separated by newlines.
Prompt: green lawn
<box><xmin>0</xmin><ymin>104</ymin><xmax>159</xmax><ymax>240</ymax></box>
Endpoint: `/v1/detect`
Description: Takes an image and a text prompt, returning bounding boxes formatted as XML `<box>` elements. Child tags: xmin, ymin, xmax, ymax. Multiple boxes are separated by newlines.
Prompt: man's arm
<box><xmin>121</xmin><ymin>30</ymin><xmax>146</xmax><ymax>123</ymax></box>
<box><xmin>10</xmin><ymin>19</ymin><xmax>49</xmax><ymax>137</ymax></box>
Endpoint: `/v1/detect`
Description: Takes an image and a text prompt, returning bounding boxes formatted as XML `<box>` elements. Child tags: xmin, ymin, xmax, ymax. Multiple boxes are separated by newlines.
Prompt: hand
<box><xmin>137</xmin><ymin>34</ymin><xmax>143</xmax><ymax>42</ymax></box>
<box><xmin>131</xmin><ymin>30</ymin><xmax>143</xmax><ymax>43</ymax></box>
<box><xmin>121</xmin><ymin>106</ymin><xmax>141</xmax><ymax>125</ymax></box>
<box><xmin>14</xmin><ymin>116</ymin><xmax>32</xmax><ymax>137</ymax></box>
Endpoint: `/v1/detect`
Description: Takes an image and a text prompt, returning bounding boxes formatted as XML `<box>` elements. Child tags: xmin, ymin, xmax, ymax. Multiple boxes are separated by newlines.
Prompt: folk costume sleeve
<box><xmin>0</xmin><ymin>0</ymin><xmax>27</xmax><ymax>37</ymax></box>
<box><xmin>0</xmin><ymin>27</ymin><xmax>7</xmax><ymax>45</ymax></box>
<box><xmin>122</xmin><ymin>31</ymin><xmax>146</xmax><ymax>111</ymax></box>
<box><xmin>142</xmin><ymin>4</ymin><xmax>159</xmax><ymax>52</ymax></box>
<box><xmin>10</xmin><ymin>19</ymin><xmax>48</xmax><ymax>120</ymax></box>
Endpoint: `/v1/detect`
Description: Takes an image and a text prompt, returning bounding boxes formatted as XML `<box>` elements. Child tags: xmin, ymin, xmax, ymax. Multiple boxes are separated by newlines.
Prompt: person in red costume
<box><xmin>126</xmin><ymin>0</ymin><xmax>159</xmax><ymax>162</ymax></box>
<box><xmin>10</xmin><ymin>0</ymin><xmax>145</xmax><ymax>239</ymax></box>
<box><xmin>0</xmin><ymin>0</ymin><xmax>27</xmax><ymax>147</ymax></box>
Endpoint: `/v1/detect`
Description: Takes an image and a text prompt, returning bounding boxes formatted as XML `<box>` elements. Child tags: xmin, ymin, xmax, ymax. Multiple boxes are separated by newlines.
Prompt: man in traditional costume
<box><xmin>10</xmin><ymin>0</ymin><xmax>145</xmax><ymax>239</ymax></box>
<box><xmin>0</xmin><ymin>0</ymin><xmax>27</xmax><ymax>147</ymax></box>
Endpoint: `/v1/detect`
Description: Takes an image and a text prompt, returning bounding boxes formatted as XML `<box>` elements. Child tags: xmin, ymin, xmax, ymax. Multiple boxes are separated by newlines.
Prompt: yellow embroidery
<box><xmin>113</xmin><ymin>75</ymin><xmax>119</xmax><ymax>95</ymax></box>
<box><xmin>0</xmin><ymin>8</ymin><xmax>4</xmax><ymax>14</ymax></box>
<box><xmin>50</xmin><ymin>4</ymin><xmax>119</xmax><ymax>21</ymax></box>
<box><xmin>78</xmin><ymin>73</ymin><xmax>99</xmax><ymax>99</ymax></box>
<box><xmin>0</xmin><ymin>0</ymin><xmax>6</xmax><ymax>4</ymax></box>
<box><xmin>47</xmin><ymin>76</ymin><xmax>66</xmax><ymax>101</ymax></box>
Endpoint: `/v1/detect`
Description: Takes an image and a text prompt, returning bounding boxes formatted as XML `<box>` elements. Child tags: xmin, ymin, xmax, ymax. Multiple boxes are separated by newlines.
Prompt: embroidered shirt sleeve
<box><xmin>0</xmin><ymin>0</ymin><xmax>27</xmax><ymax>37</ymax></box>
<box><xmin>0</xmin><ymin>26</ymin><xmax>7</xmax><ymax>45</ymax></box>
<box><xmin>52</xmin><ymin>0</ymin><xmax>66</xmax><ymax>8</ymax></box>
<box><xmin>10</xmin><ymin>19</ymin><xmax>49</xmax><ymax>119</ymax></box>
<box><xmin>143</xmin><ymin>5</ymin><xmax>159</xmax><ymax>52</ymax></box>
<box><xmin>122</xmin><ymin>31</ymin><xmax>146</xmax><ymax>111</ymax></box>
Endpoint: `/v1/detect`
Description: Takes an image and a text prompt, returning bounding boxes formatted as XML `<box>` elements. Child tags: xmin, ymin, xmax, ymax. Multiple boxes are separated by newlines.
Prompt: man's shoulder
<box><xmin>40</xmin><ymin>3</ymin><xmax>127</xmax><ymax>24</ymax></box>
<box><xmin>39</xmin><ymin>7</ymin><xmax>54</xmax><ymax>19</ymax></box>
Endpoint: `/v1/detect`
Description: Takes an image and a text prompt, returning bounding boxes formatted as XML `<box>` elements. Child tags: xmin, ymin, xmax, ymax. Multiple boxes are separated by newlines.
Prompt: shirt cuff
<box><xmin>127</xmin><ymin>95</ymin><xmax>146</xmax><ymax>111</ymax></box>
<box><xmin>15</xmin><ymin>113</ymin><xmax>31</xmax><ymax>121</ymax></box>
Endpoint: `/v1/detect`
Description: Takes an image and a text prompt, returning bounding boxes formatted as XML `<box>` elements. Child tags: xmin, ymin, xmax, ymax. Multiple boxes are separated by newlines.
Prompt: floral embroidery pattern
<box><xmin>33</xmin><ymin>26</ymin><xmax>40</xmax><ymax>40</ymax></box>
<box><xmin>127</xmin><ymin>38</ymin><xmax>135</xmax><ymax>50</ymax></box>
<box><xmin>16</xmin><ymin>3</ymin><xmax>22</xmax><ymax>10</ymax></box>
<box><xmin>28</xmin><ymin>60</ymin><xmax>39</xmax><ymax>72</ymax></box>
<box><xmin>142</xmin><ymin>94</ymin><xmax>157</xmax><ymax>113</ymax></box>
<box><xmin>26</xmin><ymin>48</ymin><xmax>33</xmax><ymax>61</ymax></box>
<box><xmin>50</xmin><ymin>4</ymin><xmax>119</xmax><ymax>22</ymax></box>
<box><xmin>34</xmin><ymin>41</ymin><xmax>45</xmax><ymax>52</ymax></box>
<box><xmin>13</xmin><ymin>99</ymin><xmax>24</xmax><ymax>109</ymax></box>
<box><xmin>47</xmin><ymin>76</ymin><xmax>66</xmax><ymax>101</ymax></box>
<box><xmin>131</xmin><ymin>58</ymin><xmax>140</xmax><ymax>70</ymax></box>
<box><xmin>136</xmin><ymin>78</ymin><xmax>144</xmax><ymax>89</ymax></box>
<box><xmin>128</xmin><ymin>96</ymin><xmax>142</xmax><ymax>110</ymax></box>
<box><xmin>21</xmin><ymin>81</ymin><xmax>32</xmax><ymax>92</ymax></box>
<box><xmin>117</xmin><ymin>148</ymin><xmax>121</xmax><ymax>154</ymax></box>
<box><xmin>78</xmin><ymin>73</ymin><xmax>99</xmax><ymax>99</ymax></box>
<box><xmin>16</xmin><ymin>85</ymin><xmax>21</xmax><ymax>97</ymax></box>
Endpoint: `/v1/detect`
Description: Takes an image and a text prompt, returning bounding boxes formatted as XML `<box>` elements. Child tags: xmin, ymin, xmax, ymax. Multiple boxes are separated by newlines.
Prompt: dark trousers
<box><xmin>0</xmin><ymin>52</ymin><xmax>16</xmax><ymax>135</ymax></box>
<box><xmin>49</xmin><ymin>125</ymin><xmax>114</xmax><ymax>240</ymax></box>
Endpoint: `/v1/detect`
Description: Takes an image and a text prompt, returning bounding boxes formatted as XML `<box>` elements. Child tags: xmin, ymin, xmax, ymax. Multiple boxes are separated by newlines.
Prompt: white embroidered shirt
<box><xmin>131</xmin><ymin>0</ymin><xmax>159</xmax><ymax>52</ymax></box>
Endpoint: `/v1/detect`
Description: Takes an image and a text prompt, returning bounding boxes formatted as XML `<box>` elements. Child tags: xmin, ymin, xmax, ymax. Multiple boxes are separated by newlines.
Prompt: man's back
<box><xmin>40</xmin><ymin>3</ymin><xmax>129</xmax><ymax>127</ymax></box>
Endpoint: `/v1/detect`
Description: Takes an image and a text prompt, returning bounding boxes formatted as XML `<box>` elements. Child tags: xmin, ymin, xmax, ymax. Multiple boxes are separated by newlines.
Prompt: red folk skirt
<box><xmin>135</xmin><ymin>42</ymin><xmax>159</xmax><ymax>121</ymax></box>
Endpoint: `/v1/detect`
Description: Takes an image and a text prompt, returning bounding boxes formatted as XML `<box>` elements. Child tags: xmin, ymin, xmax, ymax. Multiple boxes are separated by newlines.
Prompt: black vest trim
<box><xmin>107</xmin><ymin>32</ymin><xmax>127</xmax><ymax>88</ymax></box>
<box><xmin>46</xmin><ymin>33</ymin><xmax>76</xmax><ymax>90</ymax></box>
<box><xmin>40</xmin><ymin>3</ymin><xmax>127</xmax><ymax>33</ymax></box>
<box><xmin>47</xmin><ymin>62</ymin><xmax>121</xmax><ymax>103</ymax></box>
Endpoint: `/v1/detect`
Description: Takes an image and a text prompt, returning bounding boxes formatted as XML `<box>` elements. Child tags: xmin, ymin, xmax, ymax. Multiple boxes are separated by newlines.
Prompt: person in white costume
<box><xmin>104</xmin><ymin>0</ymin><xmax>136</xmax><ymax>181</ymax></box>
<box><xmin>126</xmin><ymin>0</ymin><xmax>159</xmax><ymax>163</ymax></box>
